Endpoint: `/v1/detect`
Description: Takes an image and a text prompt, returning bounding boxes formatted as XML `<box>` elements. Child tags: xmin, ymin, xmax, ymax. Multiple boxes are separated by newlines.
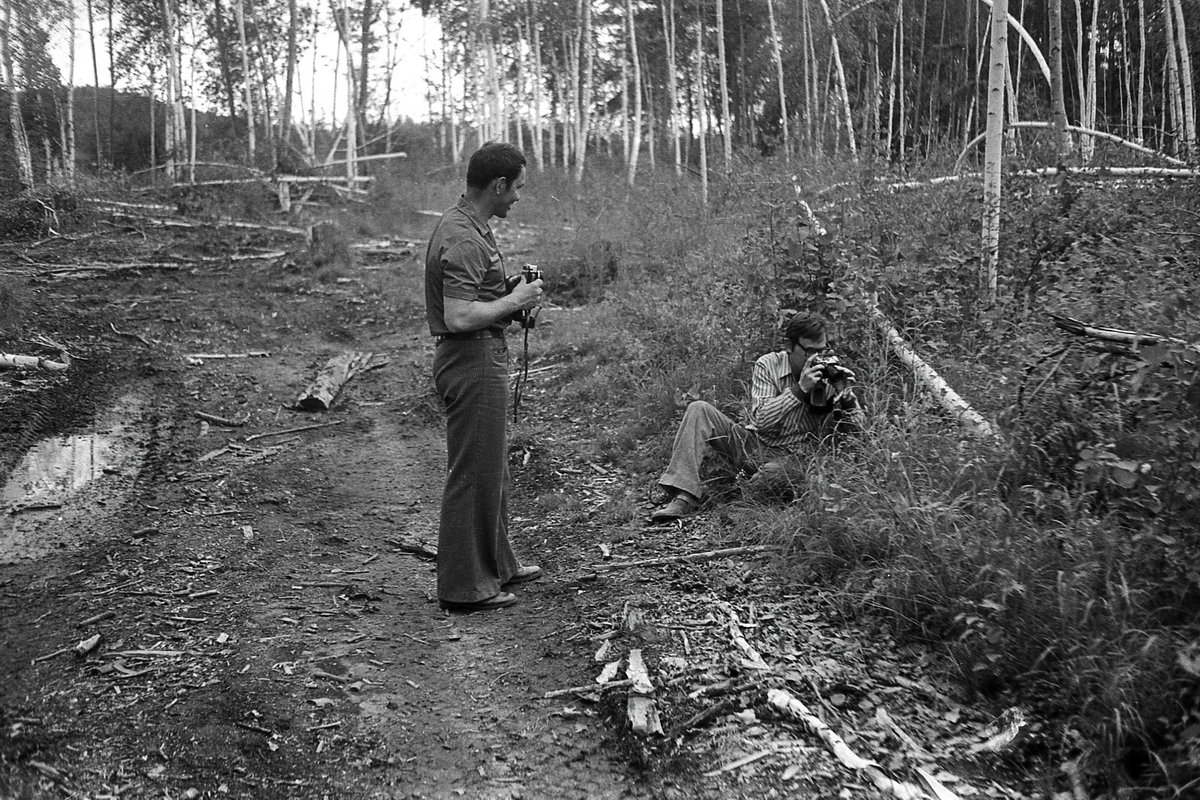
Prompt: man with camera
<box><xmin>650</xmin><ymin>312</ymin><xmax>863</xmax><ymax>522</ymax></box>
<box><xmin>424</xmin><ymin>142</ymin><xmax>544</xmax><ymax>611</ymax></box>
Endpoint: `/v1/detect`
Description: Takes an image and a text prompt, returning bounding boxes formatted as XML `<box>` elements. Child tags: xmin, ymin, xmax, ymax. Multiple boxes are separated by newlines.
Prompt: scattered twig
<box><xmin>542</xmin><ymin>678</ymin><xmax>634</xmax><ymax>699</ymax></box>
<box><xmin>108</xmin><ymin>322</ymin><xmax>151</xmax><ymax>346</ymax></box>
<box><xmin>592</xmin><ymin>545</ymin><xmax>779</xmax><ymax>570</ymax></box>
<box><xmin>245</xmin><ymin>420</ymin><xmax>344</xmax><ymax>442</ymax></box>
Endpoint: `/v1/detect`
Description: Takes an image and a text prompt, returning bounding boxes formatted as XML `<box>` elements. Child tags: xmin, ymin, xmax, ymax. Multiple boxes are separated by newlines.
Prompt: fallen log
<box><xmin>295</xmin><ymin>351</ymin><xmax>374</xmax><ymax>411</ymax></box>
<box><xmin>0</xmin><ymin>353</ymin><xmax>69</xmax><ymax>371</ymax></box>
<box><xmin>194</xmin><ymin>411</ymin><xmax>246</xmax><ymax>427</ymax></box>
<box><xmin>867</xmin><ymin>295</ymin><xmax>1001</xmax><ymax>443</ymax></box>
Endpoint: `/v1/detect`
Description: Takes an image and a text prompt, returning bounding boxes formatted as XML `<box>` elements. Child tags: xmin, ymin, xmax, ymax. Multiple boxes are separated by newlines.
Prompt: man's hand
<box><xmin>796</xmin><ymin>357</ymin><xmax>824</xmax><ymax>394</ymax></box>
<box><xmin>507</xmin><ymin>277</ymin><xmax>544</xmax><ymax>313</ymax></box>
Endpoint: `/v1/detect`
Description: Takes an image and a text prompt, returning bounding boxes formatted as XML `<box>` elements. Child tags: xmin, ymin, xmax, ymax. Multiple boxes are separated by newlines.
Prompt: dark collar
<box><xmin>456</xmin><ymin>195</ymin><xmax>492</xmax><ymax>237</ymax></box>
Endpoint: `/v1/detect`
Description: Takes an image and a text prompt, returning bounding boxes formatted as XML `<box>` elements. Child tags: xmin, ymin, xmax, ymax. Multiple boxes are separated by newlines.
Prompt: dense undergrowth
<box><xmin>6</xmin><ymin>144</ymin><xmax>1197</xmax><ymax>795</ymax></box>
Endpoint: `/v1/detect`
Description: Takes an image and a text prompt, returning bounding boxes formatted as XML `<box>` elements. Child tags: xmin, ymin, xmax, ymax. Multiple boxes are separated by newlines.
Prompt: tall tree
<box><xmin>1048</xmin><ymin>0</ymin><xmax>1070</xmax><ymax>161</ymax></box>
<box><xmin>765</xmin><ymin>0</ymin><xmax>788</xmax><ymax>161</ymax></box>
<box><xmin>1</xmin><ymin>0</ymin><xmax>33</xmax><ymax>186</ymax></box>
<box><xmin>234</xmin><ymin>0</ymin><xmax>256</xmax><ymax>161</ymax></box>
<box><xmin>660</xmin><ymin>0</ymin><xmax>681</xmax><ymax>174</ymax></box>
<box><xmin>982</xmin><ymin>0</ymin><xmax>1009</xmax><ymax>303</ymax></box>
<box><xmin>625</xmin><ymin>0</ymin><xmax>642</xmax><ymax>185</ymax></box>
<box><xmin>281</xmin><ymin>0</ymin><xmax>296</xmax><ymax>161</ymax></box>
<box><xmin>715</xmin><ymin>0</ymin><xmax>730</xmax><ymax>167</ymax></box>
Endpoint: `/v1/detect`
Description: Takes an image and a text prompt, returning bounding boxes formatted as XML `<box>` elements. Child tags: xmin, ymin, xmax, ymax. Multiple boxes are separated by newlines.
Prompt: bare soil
<box><xmin>1</xmin><ymin>199</ymin><xmax>1036</xmax><ymax>799</ymax></box>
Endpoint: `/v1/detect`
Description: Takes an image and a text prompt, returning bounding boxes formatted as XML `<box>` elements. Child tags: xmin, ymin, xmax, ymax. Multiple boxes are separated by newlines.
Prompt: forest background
<box><xmin>2</xmin><ymin>0</ymin><xmax>1200</xmax><ymax>795</ymax></box>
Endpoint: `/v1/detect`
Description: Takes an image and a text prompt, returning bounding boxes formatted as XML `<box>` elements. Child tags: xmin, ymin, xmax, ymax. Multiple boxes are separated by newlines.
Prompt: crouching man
<box><xmin>649</xmin><ymin>312</ymin><xmax>864</xmax><ymax>522</ymax></box>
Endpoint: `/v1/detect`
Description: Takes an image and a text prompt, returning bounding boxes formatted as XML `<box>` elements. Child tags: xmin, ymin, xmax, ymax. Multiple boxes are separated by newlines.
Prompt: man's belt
<box><xmin>434</xmin><ymin>329</ymin><xmax>505</xmax><ymax>342</ymax></box>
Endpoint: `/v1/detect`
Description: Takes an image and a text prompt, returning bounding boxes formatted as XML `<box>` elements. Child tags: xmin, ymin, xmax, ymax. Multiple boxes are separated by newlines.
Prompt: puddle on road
<box><xmin>1</xmin><ymin>393</ymin><xmax>146</xmax><ymax>563</ymax></box>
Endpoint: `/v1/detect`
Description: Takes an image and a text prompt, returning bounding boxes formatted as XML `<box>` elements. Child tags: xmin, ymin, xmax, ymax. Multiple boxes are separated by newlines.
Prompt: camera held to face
<box><xmin>504</xmin><ymin>264</ymin><xmax>542</xmax><ymax>329</ymax></box>
<box><xmin>811</xmin><ymin>354</ymin><xmax>855</xmax><ymax>386</ymax></box>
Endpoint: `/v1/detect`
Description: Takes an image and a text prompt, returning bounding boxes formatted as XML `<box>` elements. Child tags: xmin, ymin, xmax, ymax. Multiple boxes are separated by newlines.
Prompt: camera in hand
<box><xmin>811</xmin><ymin>354</ymin><xmax>854</xmax><ymax>385</ymax></box>
<box><xmin>504</xmin><ymin>264</ymin><xmax>542</xmax><ymax>329</ymax></box>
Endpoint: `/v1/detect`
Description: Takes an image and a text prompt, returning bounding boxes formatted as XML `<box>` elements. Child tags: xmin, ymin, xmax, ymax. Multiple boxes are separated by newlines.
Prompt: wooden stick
<box><xmin>592</xmin><ymin>545</ymin><xmax>779</xmax><ymax>570</ymax></box>
<box><xmin>244</xmin><ymin>420</ymin><xmax>344</xmax><ymax>442</ymax></box>
<box><xmin>195</xmin><ymin>411</ymin><xmax>246</xmax><ymax>427</ymax></box>
<box><xmin>541</xmin><ymin>678</ymin><xmax>634</xmax><ymax>699</ymax></box>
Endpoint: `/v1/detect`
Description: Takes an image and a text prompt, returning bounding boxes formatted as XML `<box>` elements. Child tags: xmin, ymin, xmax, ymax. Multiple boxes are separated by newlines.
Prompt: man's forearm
<box><xmin>444</xmin><ymin>296</ymin><xmax>519</xmax><ymax>333</ymax></box>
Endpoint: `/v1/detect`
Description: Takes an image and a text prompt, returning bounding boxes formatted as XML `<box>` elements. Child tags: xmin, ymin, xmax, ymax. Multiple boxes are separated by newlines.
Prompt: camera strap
<box><xmin>511</xmin><ymin>308</ymin><xmax>541</xmax><ymax>423</ymax></box>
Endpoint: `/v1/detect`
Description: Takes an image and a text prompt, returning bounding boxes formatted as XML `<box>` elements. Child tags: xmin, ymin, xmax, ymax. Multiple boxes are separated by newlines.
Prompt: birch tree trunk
<box><xmin>715</xmin><ymin>0</ymin><xmax>731</xmax><ymax>168</ymax></box>
<box><xmin>1164</xmin><ymin>0</ymin><xmax>1184</xmax><ymax>154</ymax></box>
<box><xmin>864</xmin><ymin>15</ymin><xmax>880</xmax><ymax>154</ymax></box>
<box><xmin>572</xmin><ymin>0</ymin><xmax>594</xmax><ymax>182</ymax></box>
<box><xmin>282</xmin><ymin>0</ymin><xmax>297</xmax><ymax>159</ymax></box>
<box><xmin>1048</xmin><ymin>0</ymin><xmax>1070</xmax><ymax>161</ymax></box>
<box><xmin>66</xmin><ymin>0</ymin><xmax>77</xmax><ymax>184</ymax></box>
<box><xmin>626</xmin><ymin>0</ymin><xmax>643</xmax><ymax>186</ymax></box>
<box><xmin>765</xmin><ymin>0</ymin><xmax>789</xmax><ymax>162</ymax></box>
<box><xmin>527</xmin><ymin>1</ymin><xmax>544</xmax><ymax>170</ymax></box>
<box><xmin>86</xmin><ymin>0</ymin><xmax>102</xmax><ymax>167</ymax></box>
<box><xmin>1</xmin><ymin>0</ymin><xmax>33</xmax><ymax>187</ymax></box>
<box><xmin>817</xmin><ymin>0</ymin><xmax>857</xmax><ymax>158</ymax></box>
<box><xmin>885</xmin><ymin>9</ymin><xmax>899</xmax><ymax>157</ymax></box>
<box><xmin>660</xmin><ymin>0</ymin><xmax>681</xmax><ymax>175</ymax></box>
<box><xmin>1081</xmin><ymin>0</ymin><xmax>1098</xmax><ymax>161</ymax></box>
<box><xmin>1136</xmin><ymin>0</ymin><xmax>1146</xmax><ymax>142</ymax></box>
<box><xmin>695</xmin><ymin>17</ymin><xmax>708</xmax><ymax>206</ymax></box>
<box><xmin>234</xmin><ymin>0</ymin><xmax>256</xmax><ymax>162</ymax></box>
<box><xmin>1169</xmin><ymin>0</ymin><xmax>1196</xmax><ymax>155</ymax></box>
<box><xmin>982</xmin><ymin>0</ymin><xmax>1009</xmax><ymax>303</ymax></box>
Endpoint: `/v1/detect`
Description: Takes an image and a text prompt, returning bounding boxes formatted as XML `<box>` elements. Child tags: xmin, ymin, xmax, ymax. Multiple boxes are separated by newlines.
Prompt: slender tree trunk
<box><xmin>897</xmin><ymin>2</ymin><xmax>906</xmax><ymax>161</ymax></box>
<box><xmin>626</xmin><ymin>0</ymin><xmax>643</xmax><ymax>186</ymax></box>
<box><xmin>660</xmin><ymin>0</ymin><xmax>681</xmax><ymax>175</ymax></box>
<box><xmin>912</xmin><ymin>0</ymin><xmax>928</xmax><ymax>152</ymax></box>
<box><xmin>234</xmin><ymin>0</ymin><xmax>256</xmax><ymax>162</ymax></box>
<box><xmin>1072</xmin><ymin>0</ymin><xmax>1084</xmax><ymax>141</ymax></box>
<box><xmin>817</xmin><ymin>0</ymin><xmax>857</xmax><ymax>158</ymax></box>
<box><xmin>528</xmin><ymin>1</ymin><xmax>544</xmax><ymax>170</ymax></box>
<box><xmin>885</xmin><ymin>10</ymin><xmax>898</xmax><ymax>157</ymax></box>
<box><xmin>148</xmin><ymin>66</ymin><xmax>157</xmax><ymax>180</ymax></box>
<box><xmin>66</xmin><ymin>0</ymin><xmax>77</xmax><ymax>184</ymax></box>
<box><xmin>107</xmin><ymin>0</ymin><xmax>114</xmax><ymax>166</ymax></box>
<box><xmin>696</xmin><ymin>16</ymin><xmax>708</xmax><ymax>206</ymax></box>
<box><xmin>1136</xmin><ymin>0</ymin><xmax>1146</xmax><ymax>142</ymax></box>
<box><xmin>359</xmin><ymin>0</ymin><xmax>374</xmax><ymax>151</ymax></box>
<box><xmin>281</xmin><ymin>0</ymin><xmax>296</xmax><ymax>161</ymax></box>
<box><xmin>864</xmin><ymin>15</ymin><xmax>881</xmax><ymax>154</ymax></box>
<box><xmin>1169</xmin><ymin>0</ymin><xmax>1196</xmax><ymax>155</ymax></box>
<box><xmin>85</xmin><ymin>0</ymin><xmax>102</xmax><ymax>167</ymax></box>
<box><xmin>1163</xmin><ymin>0</ymin><xmax>1184</xmax><ymax>155</ymax></box>
<box><xmin>1049</xmin><ymin>0</ymin><xmax>1069</xmax><ymax>160</ymax></box>
<box><xmin>982</xmin><ymin>0</ymin><xmax>1009</xmax><ymax>303</ymax></box>
<box><xmin>715</xmin><ymin>0</ymin><xmax>731</xmax><ymax>168</ymax></box>
<box><xmin>1</xmin><ymin>0</ymin><xmax>32</xmax><ymax>186</ymax></box>
<box><xmin>1081</xmin><ymin>0</ymin><xmax>1098</xmax><ymax>161</ymax></box>
<box><xmin>211</xmin><ymin>0</ymin><xmax>240</xmax><ymax>130</ymax></box>
<box><xmin>572</xmin><ymin>0</ymin><xmax>593</xmax><ymax>182</ymax></box>
<box><xmin>765</xmin><ymin>0</ymin><xmax>789</xmax><ymax>161</ymax></box>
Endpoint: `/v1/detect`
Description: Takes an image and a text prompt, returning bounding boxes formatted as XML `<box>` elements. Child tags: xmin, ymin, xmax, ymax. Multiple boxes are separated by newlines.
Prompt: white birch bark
<box><xmin>1081</xmin><ymin>0</ymin><xmax>1098</xmax><ymax>161</ymax></box>
<box><xmin>572</xmin><ymin>0</ymin><xmax>594</xmax><ymax>182</ymax></box>
<box><xmin>715</xmin><ymin>0</ymin><xmax>731</xmax><ymax>168</ymax></box>
<box><xmin>1169</xmin><ymin>0</ymin><xmax>1196</xmax><ymax>155</ymax></box>
<box><xmin>2</xmin><ymin>0</ymin><xmax>32</xmax><ymax>187</ymax></box>
<box><xmin>626</xmin><ymin>0</ymin><xmax>643</xmax><ymax>186</ymax></box>
<box><xmin>234</xmin><ymin>0</ymin><xmax>256</xmax><ymax>162</ymax></box>
<box><xmin>817</xmin><ymin>0</ymin><xmax>857</xmax><ymax>158</ymax></box>
<box><xmin>660</xmin><ymin>0</ymin><xmax>681</xmax><ymax>175</ymax></box>
<box><xmin>695</xmin><ymin>17</ymin><xmax>708</xmax><ymax>206</ymax></box>
<box><xmin>765</xmin><ymin>0</ymin><xmax>789</xmax><ymax>162</ymax></box>
<box><xmin>982</xmin><ymin>0</ymin><xmax>1008</xmax><ymax>303</ymax></box>
<box><xmin>66</xmin><ymin>0</ymin><xmax>77</xmax><ymax>184</ymax></box>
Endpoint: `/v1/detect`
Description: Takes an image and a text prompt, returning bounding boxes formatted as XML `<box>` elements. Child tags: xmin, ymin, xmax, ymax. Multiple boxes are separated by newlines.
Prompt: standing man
<box><xmin>425</xmin><ymin>142</ymin><xmax>544</xmax><ymax>611</ymax></box>
<box><xmin>650</xmin><ymin>312</ymin><xmax>864</xmax><ymax>522</ymax></box>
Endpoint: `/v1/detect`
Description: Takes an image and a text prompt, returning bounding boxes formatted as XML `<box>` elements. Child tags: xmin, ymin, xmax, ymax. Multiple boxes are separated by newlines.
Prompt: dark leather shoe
<box><xmin>438</xmin><ymin>592</ymin><xmax>518</xmax><ymax>612</ymax></box>
<box><xmin>503</xmin><ymin>565</ymin><xmax>542</xmax><ymax>586</ymax></box>
<box><xmin>649</xmin><ymin>495</ymin><xmax>699</xmax><ymax>522</ymax></box>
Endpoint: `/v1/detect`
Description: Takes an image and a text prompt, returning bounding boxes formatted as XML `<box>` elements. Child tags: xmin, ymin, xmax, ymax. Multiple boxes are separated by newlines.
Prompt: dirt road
<box><xmin>1</xmin><ymin>204</ymin><xmax>1027</xmax><ymax>799</ymax></box>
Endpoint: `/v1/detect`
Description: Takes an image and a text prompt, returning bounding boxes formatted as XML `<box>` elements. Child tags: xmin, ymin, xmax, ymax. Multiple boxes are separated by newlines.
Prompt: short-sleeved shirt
<box><xmin>424</xmin><ymin>196</ymin><xmax>509</xmax><ymax>337</ymax></box>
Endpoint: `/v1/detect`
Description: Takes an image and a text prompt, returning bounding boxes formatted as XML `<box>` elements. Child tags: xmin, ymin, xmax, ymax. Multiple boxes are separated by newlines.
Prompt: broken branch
<box><xmin>592</xmin><ymin>545</ymin><xmax>779</xmax><ymax>570</ymax></box>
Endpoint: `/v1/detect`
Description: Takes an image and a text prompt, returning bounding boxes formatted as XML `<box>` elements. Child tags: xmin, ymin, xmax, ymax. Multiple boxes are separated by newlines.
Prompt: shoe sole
<box><xmin>439</xmin><ymin>595</ymin><xmax>518</xmax><ymax>612</ymax></box>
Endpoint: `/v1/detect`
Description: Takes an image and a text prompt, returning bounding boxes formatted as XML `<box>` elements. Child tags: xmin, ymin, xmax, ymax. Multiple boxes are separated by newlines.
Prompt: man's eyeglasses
<box><xmin>796</xmin><ymin>342</ymin><xmax>831</xmax><ymax>356</ymax></box>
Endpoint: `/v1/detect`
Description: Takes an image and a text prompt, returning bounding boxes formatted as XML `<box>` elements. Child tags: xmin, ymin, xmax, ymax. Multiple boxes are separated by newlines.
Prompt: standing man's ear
<box><xmin>494</xmin><ymin>178</ymin><xmax>506</xmax><ymax>195</ymax></box>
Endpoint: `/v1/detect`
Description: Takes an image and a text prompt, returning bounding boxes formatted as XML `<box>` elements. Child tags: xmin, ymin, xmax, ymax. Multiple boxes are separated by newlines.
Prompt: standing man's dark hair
<box><xmin>466</xmin><ymin>142</ymin><xmax>527</xmax><ymax>190</ymax></box>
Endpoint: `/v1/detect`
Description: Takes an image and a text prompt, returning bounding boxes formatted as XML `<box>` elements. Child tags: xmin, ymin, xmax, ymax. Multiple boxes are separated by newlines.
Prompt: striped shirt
<box><xmin>746</xmin><ymin>351</ymin><xmax>863</xmax><ymax>450</ymax></box>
